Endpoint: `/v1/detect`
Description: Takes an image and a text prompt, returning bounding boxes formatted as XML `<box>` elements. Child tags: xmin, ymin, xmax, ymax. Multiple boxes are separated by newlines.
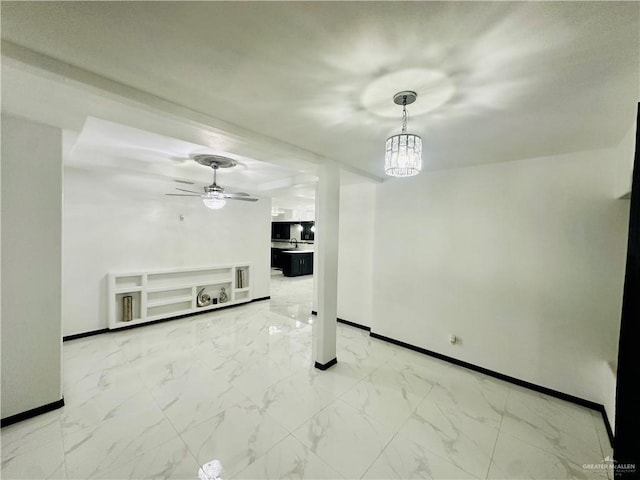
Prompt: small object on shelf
<box><xmin>236</xmin><ymin>268</ymin><xmax>247</xmax><ymax>289</ymax></box>
<box><xmin>122</xmin><ymin>295</ymin><xmax>133</xmax><ymax>322</ymax></box>
<box><xmin>196</xmin><ymin>287</ymin><xmax>212</xmax><ymax>307</ymax></box>
<box><xmin>219</xmin><ymin>287</ymin><xmax>228</xmax><ymax>303</ymax></box>
<box><xmin>212</xmin><ymin>298</ymin><xmax>218</xmax><ymax>305</ymax></box>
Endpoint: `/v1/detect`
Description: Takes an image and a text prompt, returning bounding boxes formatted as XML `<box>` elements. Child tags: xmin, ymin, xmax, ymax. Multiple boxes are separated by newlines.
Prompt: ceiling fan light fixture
<box><xmin>385</xmin><ymin>91</ymin><xmax>422</xmax><ymax>177</ymax></box>
<box><xmin>166</xmin><ymin>155</ymin><xmax>259</xmax><ymax>208</ymax></box>
<box><xmin>202</xmin><ymin>193</ymin><xmax>226</xmax><ymax>210</ymax></box>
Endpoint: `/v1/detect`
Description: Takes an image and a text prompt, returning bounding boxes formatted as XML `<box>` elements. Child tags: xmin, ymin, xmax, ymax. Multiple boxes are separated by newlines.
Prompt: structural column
<box><xmin>1</xmin><ymin>115</ymin><xmax>64</xmax><ymax>424</ymax></box>
<box><xmin>312</xmin><ymin>161</ymin><xmax>340</xmax><ymax>369</ymax></box>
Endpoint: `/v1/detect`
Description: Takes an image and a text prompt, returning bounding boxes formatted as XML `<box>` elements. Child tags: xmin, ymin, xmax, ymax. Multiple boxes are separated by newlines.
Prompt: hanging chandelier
<box><xmin>385</xmin><ymin>91</ymin><xmax>422</xmax><ymax>177</ymax></box>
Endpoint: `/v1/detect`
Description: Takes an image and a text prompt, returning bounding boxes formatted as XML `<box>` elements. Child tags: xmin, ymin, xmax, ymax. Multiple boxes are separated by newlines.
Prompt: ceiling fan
<box><xmin>166</xmin><ymin>155</ymin><xmax>258</xmax><ymax>209</ymax></box>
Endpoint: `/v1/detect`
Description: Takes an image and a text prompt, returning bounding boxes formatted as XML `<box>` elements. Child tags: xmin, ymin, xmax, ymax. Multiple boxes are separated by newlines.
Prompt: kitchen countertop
<box><xmin>272</xmin><ymin>241</ymin><xmax>314</xmax><ymax>245</ymax></box>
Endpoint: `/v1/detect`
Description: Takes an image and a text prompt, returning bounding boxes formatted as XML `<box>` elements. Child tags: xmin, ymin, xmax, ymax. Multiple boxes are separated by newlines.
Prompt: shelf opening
<box><xmin>196</xmin><ymin>282</ymin><xmax>232</xmax><ymax>307</ymax></box>
<box><xmin>116</xmin><ymin>291</ymin><xmax>141</xmax><ymax>323</ymax></box>
<box><xmin>115</xmin><ymin>275</ymin><xmax>143</xmax><ymax>289</ymax></box>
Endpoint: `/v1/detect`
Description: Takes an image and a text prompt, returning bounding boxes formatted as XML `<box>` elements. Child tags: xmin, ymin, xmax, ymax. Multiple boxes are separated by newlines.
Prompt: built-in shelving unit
<box><xmin>107</xmin><ymin>264</ymin><xmax>251</xmax><ymax>329</ymax></box>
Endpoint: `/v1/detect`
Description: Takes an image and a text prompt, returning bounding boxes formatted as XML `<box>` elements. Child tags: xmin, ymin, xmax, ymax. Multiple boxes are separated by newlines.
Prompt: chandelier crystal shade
<box><xmin>385</xmin><ymin>91</ymin><xmax>422</xmax><ymax>177</ymax></box>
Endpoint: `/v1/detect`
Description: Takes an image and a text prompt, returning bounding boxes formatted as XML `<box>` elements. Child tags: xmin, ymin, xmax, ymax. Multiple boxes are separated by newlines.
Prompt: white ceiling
<box><xmin>1</xmin><ymin>1</ymin><xmax>639</xmax><ymax>194</ymax></box>
<box><xmin>67</xmin><ymin>117</ymin><xmax>313</xmax><ymax>194</ymax></box>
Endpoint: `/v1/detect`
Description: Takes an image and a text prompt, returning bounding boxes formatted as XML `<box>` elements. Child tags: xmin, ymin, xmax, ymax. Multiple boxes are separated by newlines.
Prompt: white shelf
<box><xmin>114</xmin><ymin>274</ymin><xmax>144</xmax><ymax>289</ymax></box>
<box><xmin>146</xmin><ymin>295</ymin><xmax>193</xmax><ymax>308</ymax></box>
<box><xmin>115</xmin><ymin>286</ymin><xmax>143</xmax><ymax>294</ymax></box>
<box><xmin>110</xmin><ymin>317</ymin><xmax>148</xmax><ymax>328</ymax></box>
<box><xmin>107</xmin><ymin>264</ymin><xmax>252</xmax><ymax>329</ymax></box>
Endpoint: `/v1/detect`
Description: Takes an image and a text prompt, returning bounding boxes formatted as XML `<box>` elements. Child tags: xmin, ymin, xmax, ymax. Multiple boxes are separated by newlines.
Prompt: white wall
<box><xmin>63</xmin><ymin>167</ymin><xmax>271</xmax><ymax>336</ymax></box>
<box><xmin>337</xmin><ymin>183</ymin><xmax>376</xmax><ymax>327</ymax></box>
<box><xmin>614</xmin><ymin>121</ymin><xmax>637</xmax><ymax>198</ymax></box>
<box><xmin>1</xmin><ymin>115</ymin><xmax>63</xmax><ymax>418</ymax></box>
<box><xmin>372</xmin><ymin>147</ymin><xmax>629</xmax><ymax>411</ymax></box>
<box><xmin>272</xmin><ymin>207</ymin><xmax>315</xmax><ymax>222</ymax></box>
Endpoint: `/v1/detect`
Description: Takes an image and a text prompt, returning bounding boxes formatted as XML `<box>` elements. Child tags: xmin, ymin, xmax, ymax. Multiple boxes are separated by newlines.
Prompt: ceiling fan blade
<box><xmin>224</xmin><ymin>195</ymin><xmax>258</xmax><ymax>202</ymax></box>
<box><xmin>176</xmin><ymin>187</ymin><xmax>203</xmax><ymax>194</ymax></box>
<box><xmin>225</xmin><ymin>191</ymin><xmax>250</xmax><ymax>197</ymax></box>
<box><xmin>165</xmin><ymin>193</ymin><xmax>201</xmax><ymax>197</ymax></box>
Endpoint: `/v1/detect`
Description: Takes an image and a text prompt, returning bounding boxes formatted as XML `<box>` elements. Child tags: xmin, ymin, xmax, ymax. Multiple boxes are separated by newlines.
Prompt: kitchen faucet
<box><xmin>290</xmin><ymin>238</ymin><xmax>298</xmax><ymax>249</ymax></box>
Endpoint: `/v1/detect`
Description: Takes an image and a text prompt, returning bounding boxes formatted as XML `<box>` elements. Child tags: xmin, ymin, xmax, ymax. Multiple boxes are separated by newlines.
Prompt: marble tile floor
<box><xmin>2</xmin><ymin>272</ymin><xmax>613</xmax><ymax>480</ymax></box>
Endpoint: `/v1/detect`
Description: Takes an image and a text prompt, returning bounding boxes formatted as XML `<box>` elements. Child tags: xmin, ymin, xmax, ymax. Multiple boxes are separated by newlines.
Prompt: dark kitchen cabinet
<box><xmin>282</xmin><ymin>252</ymin><xmax>313</xmax><ymax>277</ymax></box>
<box><xmin>271</xmin><ymin>222</ymin><xmax>290</xmax><ymax>240</ymax></box>
<box><xmin>301</xmin><ymin>222</ymin><xmax>315</xmax><ymax>241</ymax></box>
<box><xmin>271</xmin><ymin>248</ymin><xmax>286</xmax><ymax>269</ymax></box>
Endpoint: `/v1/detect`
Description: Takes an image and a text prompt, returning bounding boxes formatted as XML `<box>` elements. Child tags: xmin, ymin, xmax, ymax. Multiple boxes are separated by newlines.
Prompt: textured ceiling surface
<box><xmin>66</xmin><ymin>117</ymin><xmax>318</xmax><ymax>206</ymax></box>
<box><xmin>1</xmin><ymin>1</ymin><xmax>639</xmax><ymax>179</ymax></box>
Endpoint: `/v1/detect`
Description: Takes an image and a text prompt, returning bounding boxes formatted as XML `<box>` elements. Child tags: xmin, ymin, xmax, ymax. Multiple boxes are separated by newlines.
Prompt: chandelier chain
<box><xmin>401</xmin><ymin>97</ymin><xmax>408</xmax><ymax>133</ymax></box>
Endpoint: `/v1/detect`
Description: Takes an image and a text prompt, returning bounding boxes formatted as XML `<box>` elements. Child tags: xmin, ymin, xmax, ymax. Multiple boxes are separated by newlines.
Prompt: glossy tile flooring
<box><xmin>2</xmin><ymin>271</ymin><xmax>613</xmax><ymax>479</ymax></box>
